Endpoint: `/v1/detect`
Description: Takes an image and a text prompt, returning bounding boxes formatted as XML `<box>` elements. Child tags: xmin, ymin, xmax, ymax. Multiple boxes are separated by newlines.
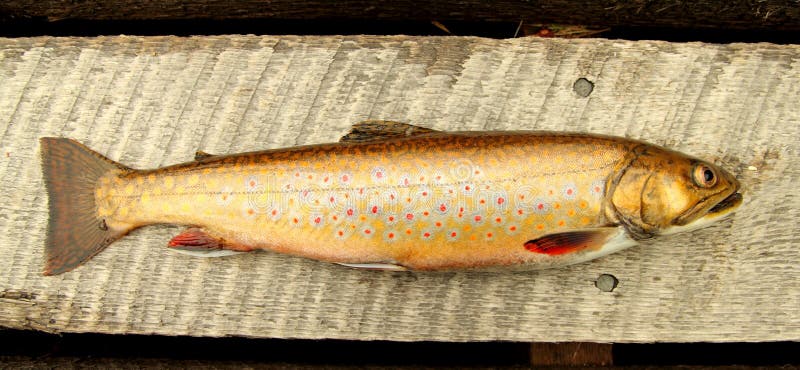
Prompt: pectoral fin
<box><xmin>336</xmin><ymin>262</ymin><xmax>408</xmax><ymax>271</ymax></box>
<box><xmin>339</xmin><ymin>120</ymin><xmax>440</xmax><ymax>143</ymax></box>
<box><xmin>524</xmin><ymin>227</ymin><xmax>624</xmax><ymax>255</ymax></box>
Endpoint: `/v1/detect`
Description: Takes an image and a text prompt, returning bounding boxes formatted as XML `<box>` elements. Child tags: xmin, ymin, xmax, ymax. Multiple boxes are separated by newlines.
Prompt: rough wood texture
<box><xmin>0</xmin><ymin>35</ymin><xmax>798</xmax><ymax>342</ymax></box>
<box><xmin>1</xmin><ymin>0</ymin><xmax>798</xmax><ymax>31</ymax></box>
<box><xmin>531</xmin><ymin>342</ymin><xmax>613</xmax><ymax>366</ymax></box>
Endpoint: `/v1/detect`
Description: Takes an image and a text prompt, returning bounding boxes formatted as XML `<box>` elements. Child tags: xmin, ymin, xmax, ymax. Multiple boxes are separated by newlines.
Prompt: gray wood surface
<box><xmin>0</xmin><ymin>35</ymin><xmax>797</xmax><ymax>342</ymax></box>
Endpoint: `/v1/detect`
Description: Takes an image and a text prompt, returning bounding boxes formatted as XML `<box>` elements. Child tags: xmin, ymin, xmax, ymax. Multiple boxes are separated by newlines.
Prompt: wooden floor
<box><xmin>0</xmin><ymin>35</ymin><xmax>798</xmax><ymax>343</ymax></box>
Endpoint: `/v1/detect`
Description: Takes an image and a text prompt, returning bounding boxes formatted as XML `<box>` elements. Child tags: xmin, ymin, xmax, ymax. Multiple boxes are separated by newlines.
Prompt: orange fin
<box><xmin>168</xmin><ymin>227</ymin><xmax>225</xmax><ymax>251</ymax></box>
<box><xmin>168</xmin><ymin>228</ymin><xmax>252</xmax><ymax>257</ymax></box>
<box><xmin>339</xmin><ymin>120</ymin><xmax>439</xmax><ymax>143</ymax></box>
<box><xmin>40</xmin><ymin>138</ymin><xmax>133</xmax><ymax>276</ymax></box>
<box><xmin>524</xmin><ymin>228</ymin><xmax>619</xmax><ymax>256</ymax></box>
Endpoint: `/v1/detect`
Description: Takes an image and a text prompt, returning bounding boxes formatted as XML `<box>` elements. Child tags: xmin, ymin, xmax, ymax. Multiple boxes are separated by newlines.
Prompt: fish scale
<box><xmin>100</xmin><ymin>132</ymin><xmax>619</xmax><ymax>269</ymax></box>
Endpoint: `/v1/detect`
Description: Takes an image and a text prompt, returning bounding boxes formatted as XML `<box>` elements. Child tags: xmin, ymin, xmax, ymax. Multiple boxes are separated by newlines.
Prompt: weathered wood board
<box><xmin>0</xmin><ymin>35</ymin><xmax>797</xmax><ymax>342</ymax></box>
<box><xmin>3</xmin><ymin>0</ymin><xmax>799</xmax><ymax>31</ymax></box>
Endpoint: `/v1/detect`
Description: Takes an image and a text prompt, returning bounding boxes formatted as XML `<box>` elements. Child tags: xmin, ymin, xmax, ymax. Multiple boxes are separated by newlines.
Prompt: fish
<box><xmin>39</xmin><ymin>121</ymin><xmax>743</xmax><ymax>275</ymax></box>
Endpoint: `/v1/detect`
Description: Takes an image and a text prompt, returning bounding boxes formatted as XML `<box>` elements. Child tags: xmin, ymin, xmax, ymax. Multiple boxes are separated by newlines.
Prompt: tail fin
<box><xmin>39</xmin><ymin>138</ymin><xmax>132</xmax><ymax>275</ymax></box>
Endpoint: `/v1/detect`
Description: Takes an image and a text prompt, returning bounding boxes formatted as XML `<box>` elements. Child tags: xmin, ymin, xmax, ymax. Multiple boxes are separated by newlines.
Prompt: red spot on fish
<box><xmin>567</xmin><ymin>188</ymin><xmax>574</xmax><ymax>195</ymax></box>
<box><xmin>388</xmin><ymin>232</ymin><xmax>395</xmax><ymax>239</ymax></box>
<box><xmin>247</xmin><ymin>208</ymin><xmax>255</xmax><ymax>215</ymax></box>
<box><xmin>509</xmin><ymin>225</ymin><xmax>517</xmax><ymax>231</ymax></box>
<box><xmin>497</xmin><ymin>197</ymin><xmax>505</xmax><ymax>205</ymax></box>
<box><xmin>594</xmin><ymin>186</ymin><xmax>601</xmax><ymax>192</ymax></box>
<box><xmin>436</xmin><ymin>175</ymin><xmax>442</xmax><ymax>180</ymax></box>
<box><xmin>390</xmin><ymin>194</ymin><xmax>396</xmax><ymax>200</ymax></box>
<box><xmin>404</xmin><ymin>178</ymin><xmax>410</xmax><ymax>186</ymax></box>
<box><xmin>423</xmin><ymin>211</ymin><xmax>429</xmax><ymax>216</ymax></box>
<box><xmin>406</xmin><ymin>229</ymin><xmax>412</xmax><ymax>235</ymax></box>
<box><xmin>519</xmin><ymin>194</ymin><xmax>525</xmax><ymax>200</ymax></box>
<box><xmin>517</xmin><ymin>209</ymin><xmax>524</xmax><ymax>215</ymax></box>
<box><xmin>388</xmin><ymin>215</ymin><xmax>395</xmax><ymax>222</ymax></box>
<box><xmin>271</xmin><ymin>209</ymin><xmax>277</xmax><ymax>216</ymax></box>
<box><xmin>450</xmin><ymin>231</ymin><xmax>457</xmax><ymax>237</ymax></box>
<box><xmin>364</xmin><ymin>229</ymin><xmax>372</xmax><ymax>234</ymax></box>
<box><xmin>474</xmin><ymin>215</ymin><xmax>482</xmax><ymax>222</ymax></box>
<box><xmin>495</xmin><ymin>217</ymin><xmax>502</xmax><ymax>223</ymax></box>
<box><xmin>475</xmin><ymin>170</ymin><xmax>480</xmax><ymax>175</ymax></box>
<box><xmin>324</xmin><ymin>176</ymin><xmax>329</xmax><ymax>182</ymax></box>
<box><xmin>487</xmin><ymin>232</ymin><xmax>493</xmax><ymax>238</ymax></box>
<box><xmin>419</xmin><ymin>176</ymin><xmax>425</xmax><ymax>181</ymax></box>
<box><xmin>435</xmin><ymin>221</ymin><xmax>442</xmax><ymax>227</ymax></box>
<box><xmin>459</xmin><ymin>207</ymin><xmax>464</xmax><ymax>213</ymax></box>
<box><xmin>406</xmin><ymin>197</ymin><xmax>412</xmax><ymax>203</ymax></box>
<box><xmin>342</xmin><ymin>174</ymin><xmax>349</xmax><ymax>182</ymax></box>
<box><xmin>457</xmin><ymin>213</ymin><xmax>463</xmax><ymax>218</ymax></box>
<box><xmin>332</xmin><ymin>215</ymin><xmax>338</xmax><ymax>221</ymax></box>
<box><xmin>346</xmin><ymin>209</ymin><xmax>354</xmax><ymax>216</ymax></box>
<box><xmin>439</xmin><ymin>204</ymin><xmax>447</xmax><ymax>212</ymax></box>
<box><xmin>338</xmin><ymin>230</ymin><xmax>344</xmax><ymax>236</ymax></box>
<box><xmin>465</xmin><ymin>185</ymin><xmax>471</xmax><ymax>191</ymax></box>
<box><xmin>330</xmin><ymin>196</ymin><xmax>335</xmax><ymax>203</ymax></box>
<box><xmin>292</xmin><ymin>217</ymin><xmax>299</xmax><ymax>224</ymax></box>
<box><xmin>423</xmin><ymin>232</ymin><xmax>431</xmax><ymax>238</ymax></box>
<box><xmin>307</xmin><ymin>175</ymin><xmax>313</xmax><ymax>179</ymax></box>
<box><xmin>376</xmin><ymin>172</ymin><xmax>383</xmax><ymax>179</ymax></box>
<box><xmin>422</xmin><ymin>191</ymin><xmax>428</xmax><ymax>196</ymax></box>
<box><xmin>249</xmin><ymin>180</ymin><xmax>255</xmax><ymax>187</ymax></box>
<box><xmin>371</xmin><ymin>206</ymin><xmax>378</xmax><ymax>214</ymax></box>
<box><xmin>558</xmin><ymin>220</ymin><xmax>565</xmax><ymax>226</ymax></box>
<box><xmin>314</xmin><ymin>217</ymin><xmax>321</xmax><ymax>224</ymax></box>
<box><xmin>480</xmin><ymin>199</ymin><xmax>486</xmax><ymax>204</ymax></box>
<box><xmin>295</xmin><ymin>172</ymin><xmax>300</xmax><ymax>177</ymax></box>
<box><xmin>537</xmin><ymin>203</ymin><xmax>545</xmax><ymax>210</ymax></box>
<box><xmin>405</xmin><ymin>213</ymin><xmax>414</xmax><ymax>221</ymax></box>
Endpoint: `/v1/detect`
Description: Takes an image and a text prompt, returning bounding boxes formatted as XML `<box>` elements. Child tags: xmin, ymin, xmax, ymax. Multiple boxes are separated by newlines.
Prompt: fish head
<box><xmin>609</xmin><ymin>145</ymin><xmax>742</xmax><ymax>238</ymax></box>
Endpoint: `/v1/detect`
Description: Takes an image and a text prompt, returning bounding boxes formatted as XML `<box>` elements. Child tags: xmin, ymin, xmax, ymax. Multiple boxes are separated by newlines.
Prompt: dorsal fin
<box><xmin>194</xmin><ymin>150</ymin><xmax>216</xmax><ymax>161</ymax></box>
<box><xmin>339</xmin><ymin>120</ymin><xmax>440</xmax><ymax>143</ymax></box>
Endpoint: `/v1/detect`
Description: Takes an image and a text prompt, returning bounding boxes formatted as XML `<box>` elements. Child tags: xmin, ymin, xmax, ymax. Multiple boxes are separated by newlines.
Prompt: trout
<box><xmin>40</xmin><ymin>121</ymin><xmax>742</xmax><ymax>275</ymax></box>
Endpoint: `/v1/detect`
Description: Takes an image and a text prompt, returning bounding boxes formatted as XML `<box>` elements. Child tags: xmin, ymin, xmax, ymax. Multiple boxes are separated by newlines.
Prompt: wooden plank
<box><xmin>1</xmin><ymin>0</ymin><xmax>798</xmax><ymax>31</ymax></box>
<box><xmin>0</xmin><ymin>35</ymin><xmax>798</xmax><ymax>342</ymax></box>
<box><xmin>531</xmin><ymin>342</ymin><xmax>613</xmax><ymax>366</ymax></box>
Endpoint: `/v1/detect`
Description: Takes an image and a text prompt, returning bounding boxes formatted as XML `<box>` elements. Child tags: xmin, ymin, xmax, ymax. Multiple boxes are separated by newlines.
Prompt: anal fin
<box><xmin>168</xmin><ymin>227</ymin><xmax>251</xmax><ymax>258</ymax></box>
<box><xmin>336</xmin><ymin>262</ymin><xmax>408</xmax><ymax>271</ymax></box>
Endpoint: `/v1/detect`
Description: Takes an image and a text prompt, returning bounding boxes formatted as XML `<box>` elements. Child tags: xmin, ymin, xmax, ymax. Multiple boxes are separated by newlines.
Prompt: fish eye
<box><xmin>693</xmin><ymin>163</ymin><xmax>717</xmax><ymax>188</ymax></box>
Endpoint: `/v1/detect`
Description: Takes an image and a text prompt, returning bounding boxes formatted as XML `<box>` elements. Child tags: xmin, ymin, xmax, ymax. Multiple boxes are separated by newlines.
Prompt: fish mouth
<box><xmin>661</xmin><ymin>191</ymin><xmax>742</xmax><ymax>236</ymax></box>
<box><xmin>707</xmin><ymin>192</ymin><xmax>743</xmax><ymax>216</ymax></box>
<box><xmin>673</xmin><ymin>189</ymin><xmax>742</xmax><ymax>226</ymax></box>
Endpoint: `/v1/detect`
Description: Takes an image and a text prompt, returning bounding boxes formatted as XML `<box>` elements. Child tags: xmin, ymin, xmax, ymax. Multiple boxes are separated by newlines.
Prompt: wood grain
<box><xmin>0</xmin><ymin>35</ymin><xmax>798</xmax><ymax>342</ymax></box>
<box><xmin>2</xmin><ymin>1</ymin><xmax>798</xmax><ymax>31</ymax></box>
<box><xmin>531</xmin><ymin>342</ymin><xmax>613</xmax><ymax>366</ymax></box>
